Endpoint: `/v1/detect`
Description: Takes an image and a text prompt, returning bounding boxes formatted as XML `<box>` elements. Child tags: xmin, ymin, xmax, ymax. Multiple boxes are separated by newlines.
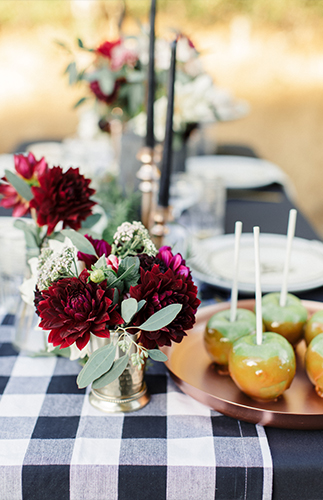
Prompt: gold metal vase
<box><xmin>88</xmin><ymin>333</ymin><xmax>150</xmax><ymax>413</ymax></box>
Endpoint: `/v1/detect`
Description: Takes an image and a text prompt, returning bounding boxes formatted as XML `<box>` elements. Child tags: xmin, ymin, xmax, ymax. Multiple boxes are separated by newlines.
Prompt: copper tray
<box><xmin>161</xmin><ymin>299</ymin><xmax>323</xmax><ymax>429</ymax></box>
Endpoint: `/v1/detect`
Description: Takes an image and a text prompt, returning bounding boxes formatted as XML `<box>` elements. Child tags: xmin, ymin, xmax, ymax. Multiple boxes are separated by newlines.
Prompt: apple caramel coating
<box><xmin>305</xmin><ymin>333</ymin><xmax>323</xmax><ymax>397</ymax></box>
<box><xmin>304</xmin><ymin>310</ymin><xmax>323</xmax><ymax>346</ymax></box>
<box><xmin>204</xmin><ymin>308</ymin><xmax>257</xmax><ymax>366</ymax></box>
<box><xmin>261</xmin><ymin>292</ymin><xmax>307</xmax><ymax>345</ymax></box>
<box><xmin>228</xmin><ymin>332</ymin><xmax>296</xmax><ymax>401</ymax></box>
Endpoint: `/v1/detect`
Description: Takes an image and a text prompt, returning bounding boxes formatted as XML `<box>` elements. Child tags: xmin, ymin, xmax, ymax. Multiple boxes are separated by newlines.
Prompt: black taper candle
<box><xmin>146</xmin><ymin>0</ymin><xmax>156</xmax><ymax>148</ymax></box>
<box><xmin>158</xmin><ymin>38</ymin><xmax>177</xmax><ymax>207</ymax></box>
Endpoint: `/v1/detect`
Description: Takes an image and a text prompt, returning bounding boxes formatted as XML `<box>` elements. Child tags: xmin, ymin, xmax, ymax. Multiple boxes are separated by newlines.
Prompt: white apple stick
<box><xmin>230</xmin><ymin>221</ymin><xmax>243</xmax><ymax>322</ymax></box>
<box><xmin>253</xmin><ymin>226</ymin><xmax>263</xmax><ymax>345</ymax></box>
<box><xmin>280</xmin><ymin>209</ymin><xmax>297</xmax><ymax>308</ymax></box>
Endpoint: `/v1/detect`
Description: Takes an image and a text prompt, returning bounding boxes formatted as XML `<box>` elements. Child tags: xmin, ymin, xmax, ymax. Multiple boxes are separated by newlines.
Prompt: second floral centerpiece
<box><xmin>33</xmin><ymin>221</ymin><xmax>201</xmax><ymax>412</ymax></box>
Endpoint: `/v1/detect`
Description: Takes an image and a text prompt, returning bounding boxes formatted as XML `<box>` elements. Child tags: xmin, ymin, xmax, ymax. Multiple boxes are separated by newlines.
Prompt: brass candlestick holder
<box><xmin>136</xmin><ymin>146</ymin><xmax>161</xmax><ymax>230</ymax></box>
<box><xmin>150</xmin><ymin>205</ymin><xmax>173</xmax><ymax>249</ymax></box>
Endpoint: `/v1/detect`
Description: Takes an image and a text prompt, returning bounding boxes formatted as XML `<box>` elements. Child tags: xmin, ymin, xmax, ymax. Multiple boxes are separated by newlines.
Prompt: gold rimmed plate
<box><xmin>161</xmin><ymin>299</ymin><xmax>323</xmax><ymax>429</ymax></box>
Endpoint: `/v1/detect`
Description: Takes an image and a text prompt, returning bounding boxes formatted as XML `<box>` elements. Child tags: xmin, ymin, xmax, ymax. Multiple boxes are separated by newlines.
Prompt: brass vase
<box><xmin>89</xmin><ymin>333</ymin><xmax>150</xmax><ymax>413</ymax></box>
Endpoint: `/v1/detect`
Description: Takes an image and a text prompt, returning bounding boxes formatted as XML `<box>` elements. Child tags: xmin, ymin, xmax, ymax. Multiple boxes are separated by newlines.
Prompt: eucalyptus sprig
<box><xmin>76</xmin><ymin>300</ymin><xmax>182</xmax><ymax>389</ymax></box>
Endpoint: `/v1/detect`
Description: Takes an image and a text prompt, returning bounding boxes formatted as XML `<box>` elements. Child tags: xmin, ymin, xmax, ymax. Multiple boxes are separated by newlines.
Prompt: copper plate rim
<box><xmin>161</xmin><ymin>299</ymin><xmax>323</xmax><ymax>429</ymax></box>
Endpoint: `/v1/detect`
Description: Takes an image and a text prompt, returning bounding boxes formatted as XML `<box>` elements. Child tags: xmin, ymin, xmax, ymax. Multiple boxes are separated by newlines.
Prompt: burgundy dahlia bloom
<box><xmin>0</xmin><ymin>152</ymin><xmax>48</xmax><ymax>217</ymax></box>
<box><xmin>30</xmin><ymin>166</ymin><xmax>96</xmax><ymax>235</ymax></box>
<box><xmin>78</xmin><ymin>235</ymin><xmax>112</xmax><ymax>269</ymax></box>
<box><xmin>36</xmin><ymin>269</ymin><xmax>123</xmax><ymax>350</ymax></box>
<box><xmin>129</xmin><ymin>265</ymin><xmax>201</xmax><ymax>349</ymax></box>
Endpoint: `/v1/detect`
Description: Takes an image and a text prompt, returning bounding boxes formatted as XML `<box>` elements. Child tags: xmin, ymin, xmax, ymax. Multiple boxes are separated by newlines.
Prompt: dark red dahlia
<box><xmin>129</xmin><ymin>264</ymin><xmax>201</xmax><ymax>349</ymax></box>
<box><xmin>36</xmin><ymin>269</ymin><xmax>123</xmax><ymax>351</ymax></box>
<box><xmin>30</xmin><ymin>166</ymin><xmax>96</xmax><ymax>235</ymax></box>
<box><xmin>77</xmin><ymin>235</ymin><xmax>112</xmax><ymax>269</ymax></box>
<box><xmin>0</xmin><ymin>152</ymin><xmax>48</xmax><ymax>217</ymax></box>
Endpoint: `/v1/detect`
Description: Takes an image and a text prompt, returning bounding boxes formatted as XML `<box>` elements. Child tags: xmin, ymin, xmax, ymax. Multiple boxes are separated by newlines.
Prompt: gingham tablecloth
<box><xmin>0</xmin><ymin>312</ymin><xmax>274</xmax><ymax>500</ymax></box>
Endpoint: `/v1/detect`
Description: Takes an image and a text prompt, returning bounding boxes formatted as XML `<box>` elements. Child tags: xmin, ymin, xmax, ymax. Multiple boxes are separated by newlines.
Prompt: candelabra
<box><xmin>136</xmin><ymin>146</ymin><xmax>161</xmax><ymax>231</ymax></box>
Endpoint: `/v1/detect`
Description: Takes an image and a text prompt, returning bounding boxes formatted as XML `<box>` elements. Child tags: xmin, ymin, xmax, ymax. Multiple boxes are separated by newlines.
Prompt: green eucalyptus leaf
<box><xmin>92</xmin><ymin>254</ymin><xmax>107</xmax><ymax>270</ymax></box>
<box><xmin>121</xmin><ymin>298</ymin><xmax>138</xmax><ymax>324</ymax></box>
<box><xmin>116</xmin><ymin>256</ymin><xmax>140</xmax><ymax>291</ymax></box>
<box><xmin>4</xmin><ymin>169</ymin><xmax>33</xmax><ymax>201</ymax></box>
<box><xmin>77</xmin><ymin>343</ymin><xmax>116</xmax><ymax>389</ymax></box>
<box><xmin>74</xmin><ymin>97</ymin><xmax>88</xmax><ymax>108</ymax></box>
<box><xmin>61</xmin><ymin>229</ymin><xmax>97</xmax><ymax>256</ymax></box>
<box><xmin>139</xmin><ymin>304</ymin><xmax>182</xmax><ymax>332</ymax></box>
<box><xmin>137</xmin><ymin>300</ymin><xmax>146</xmax><ymax>313</ymax></box>
<box><xmin>13</xmin><ymin>219</ymin><xmax>39</xmax><ymax>248</ymax></box>
<box><xmin>66</xmin><ymin>62</ymin><xmax>78</xmax><ymax>84</ymax></box>
<box><xmin>113</xmin><ymin>288</ymin><xmax>119</xmax><ymax>306</ymax></box>
<box><xmin>147</xmin><ymin>349</ymin><xmax>168</xmax><ymax>362</ymax></box>
<box><xmin>92</xmin><ymin>353</ymin><xmax>130</xmax><ymax>389</ymax></box>
<box><xmin>81</xmin><ymin>213</ymin><xmax>102</xmax><ymax>229</ymax></box>
<box><xmin>108</xmin><ymin>261</ymin><xmax>137</xmax><ymax>289</ymax></box>
<box><xmin>77</xmin><ymin>37</ymin><xmax>84</xmax><ymax>48</ymax></box>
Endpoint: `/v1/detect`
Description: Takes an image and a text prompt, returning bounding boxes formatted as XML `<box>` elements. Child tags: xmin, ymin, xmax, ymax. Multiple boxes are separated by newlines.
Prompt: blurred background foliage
<box><xmin>1</xmin><ymin>0</ymin><xmax>323</xmax><ymax>29</ymax></box>
<box><xmin>1</xmin><ymin>0</ymin><xmax>323</xmax><ymax>236</ymax></box>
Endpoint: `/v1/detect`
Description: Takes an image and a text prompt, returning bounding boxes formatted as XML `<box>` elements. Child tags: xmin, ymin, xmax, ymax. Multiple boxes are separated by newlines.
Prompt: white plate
<box><xmin>188</xmin><ymin>233</ymin><xmax>323</xmax><ymax>293</ymax></box>
<box><xmin>185</xmin><ymin>155</ymin><xmax>287</xmax><ymax>189</ymax></box>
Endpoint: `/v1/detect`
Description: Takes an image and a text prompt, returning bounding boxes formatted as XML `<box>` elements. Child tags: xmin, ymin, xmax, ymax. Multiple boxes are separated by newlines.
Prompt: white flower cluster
<box><xmin>37</xmin><ymin>246</ymin><xmax>77</xmax><ymax>291</ymax></box>
<box><xmin>113</xmin><ymin>221</ymin><xmax>157</xmax><ymax>257</ymax></box>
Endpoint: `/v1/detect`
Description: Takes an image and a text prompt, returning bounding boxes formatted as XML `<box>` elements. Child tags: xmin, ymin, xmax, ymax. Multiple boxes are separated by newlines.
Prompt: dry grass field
<box><xmin>1</xmin><ymin>1</ymin><xmax>323</xmax><ymax>235</ymax></box>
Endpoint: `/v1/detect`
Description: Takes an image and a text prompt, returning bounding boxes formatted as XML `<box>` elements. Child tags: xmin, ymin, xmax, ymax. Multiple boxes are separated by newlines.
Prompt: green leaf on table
<box><xmin>77</xmin><ymin>343</ymin><xmax>116</xmax><ymax>389</ymax></box>
<box><xmin>92</xmin><ymin>354</ymin><xmax>130</xmax><ymax>389</ymax></box>
<box><xmin>81</xmin><ymin>213</ymin><xmax>102</xmax><ymax>229</ymax></box>
<box><xmin>121</xmin><ymin>298</ymin><xmax>138</xmax><ymax>324</ymax></box>
<box><xmin>61</xmin><ymin>229</ymin><xmax>97</xmax><ymax>256</ymax></box>
<box><xmin>4</xmin><ymin>170</ymin><xmax>33</xmax><ymax>201</ymax></box>
<box><xmin>139</xmin><ymin>304</ymin><xmax>182</xmax><ymax>332</ymax></box>
<box><xmin>147</xmin><ymin>349</ymin><xmax>168</xmax><ymax>362</ymax></box>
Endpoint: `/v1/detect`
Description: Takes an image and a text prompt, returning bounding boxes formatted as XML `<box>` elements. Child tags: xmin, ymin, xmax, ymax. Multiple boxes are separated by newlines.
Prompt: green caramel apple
<box><xmin>304</xmin><ymin>310</ymin><xmax>323</xmax><ymax>346</ymax></box>
<box><xmin>305</xmin><ymin>333</ymin><xmax>323</xmax><ymax>397</ymax></box>
<box><xmin>204</xmin><ymin>308</ymin><xmax>257</xmax><ymax>367</ymax></box>
<box><xmin>261</xmin><ymin>292</ymin><xmax>307</xmax><ymax>345</ymax></box>
<box><xmin>228</xmin><ymin>332</ymin><xmax>296</xmax><ymax>401</ymax></box>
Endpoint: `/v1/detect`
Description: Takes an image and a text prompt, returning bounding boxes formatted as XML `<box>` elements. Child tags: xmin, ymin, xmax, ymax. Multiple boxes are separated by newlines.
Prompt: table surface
<box><xmin>2</xmin><ymin>146</ymin><xmax>323</xmax><ymax>500</ymax></box>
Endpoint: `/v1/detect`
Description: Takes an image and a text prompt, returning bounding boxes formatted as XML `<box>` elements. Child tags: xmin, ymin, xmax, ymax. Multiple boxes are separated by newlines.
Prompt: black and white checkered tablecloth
<box><xmin>3</xmin><ymin>312</ymin><xmax>323</xmax><ymax>500</ymax></box>
<box><xmin>0</xmin><ymin>311</ymin><xmax>275</xmax><ymax>500</ymax></box>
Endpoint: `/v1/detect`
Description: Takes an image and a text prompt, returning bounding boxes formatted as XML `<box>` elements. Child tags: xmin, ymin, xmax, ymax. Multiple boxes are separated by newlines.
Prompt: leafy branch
<box><xmin>76</xmin><ymin>301</ymin><xmax>182</xmax><ymax>389</ymax></box>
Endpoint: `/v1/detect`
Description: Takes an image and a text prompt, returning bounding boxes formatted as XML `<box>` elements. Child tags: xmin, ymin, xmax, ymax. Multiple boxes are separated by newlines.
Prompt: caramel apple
<box><xmin>305</xmin><ymin>333</ymin><xmax>323</xmax><ymax>397</ymax></box>
<box><xmin>304</xmin><ymin>310</ymin><xmax>323</xmax><ymax>346</ymax></box>
<box><xmin>228</xmin><ymin>332</ymin><xmax>296</xmax><ymax>401</ymax></box>
<box><xmin>261</xmin><ymin>292</ymin><xmax>307</xmax><ymax>345</ymax></box>
<box><xmin>204</xmin><ymin>308</ymin><xmax>257</xmax><ymax>367</ymax></box>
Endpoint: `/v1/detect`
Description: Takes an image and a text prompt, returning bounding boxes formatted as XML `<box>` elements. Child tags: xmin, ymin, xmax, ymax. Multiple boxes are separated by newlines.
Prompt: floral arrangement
<box><xmin>0</xmin><ymin>152</ymin><xmax>98</xmax><ymax>260</ymax></box>
<box><xmin>62</xmin><ymin>36</ymin><xmax>146</xmax><ymax>124</ymax></box>
<box><xmin>128</xmin><ymin>34</ymin><xmax>248</xmax><ymax>146</ymax></box>
<box><xmin>62</xmin><ymin>32</ymin><xmax>247</xmax><ymax>146</ymax></box>
<box><xmin>30</xmin><ymin>221</ymin><xmax>200</xmax><ymax>388</ymax></box>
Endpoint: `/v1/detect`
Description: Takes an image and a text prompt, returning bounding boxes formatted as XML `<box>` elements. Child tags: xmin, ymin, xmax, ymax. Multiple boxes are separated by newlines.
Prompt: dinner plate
<box><xmin>185</xmin><ymin>155</ymin><xmax>287</xmax><ymax>189</ymax></box>
<box><xmin>188</xmin><ymin>233</ymin><xmax>323</xmax><ymax>293</ymax></box>
<box><xmin>161</xmin><ymin>300</ymin><xmax>323</xmax><ymax>429</ymax></box>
